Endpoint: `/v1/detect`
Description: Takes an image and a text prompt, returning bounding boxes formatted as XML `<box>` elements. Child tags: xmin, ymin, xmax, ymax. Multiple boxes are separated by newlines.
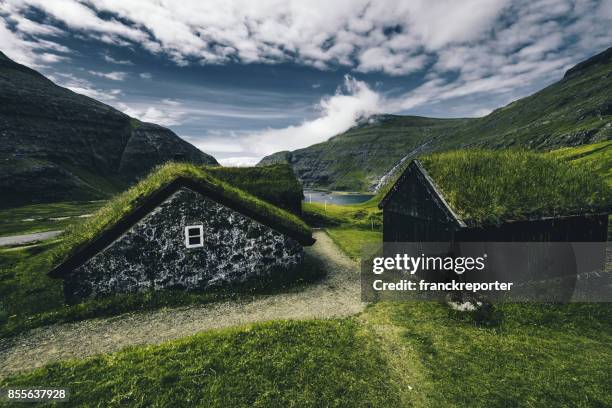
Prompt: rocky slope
<box><xmin>259</xmin><ymin>47</ymin><xmax>612</xmax><ymax>191</ymax></box>
<box><xmin>0</xmin><ymin>51</ymin><xmax>217</xmax><ymax>208</ymax></box>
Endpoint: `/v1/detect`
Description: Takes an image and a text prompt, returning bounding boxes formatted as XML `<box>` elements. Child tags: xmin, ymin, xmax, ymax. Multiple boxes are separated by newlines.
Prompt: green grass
<box><xmin>0</xmin><ymin>319</ymin><xmax>401</xmax><ymax>408</ymax></box>
<box><xmin>209</xmin><ymin>164</ymin><xmax>304</xmax><ymax>213</ymax></box>
<box><xmin>2</xmin><ymin>226</ymin><xmax>611</xmax><ymax>406</ymax></box>
<box><xmin>46</xmin><ymin>162</ymin><xmax>312</xmax><ymax>274</ymax></box>
<box><xmin>0</xmin><ymin>201</ymin><xmax>106</xmax><ymax>236</ymax></box>
<box><xmin>363</xmin><ymin>301</ymin><xmax>612</xmax><ymax>407</ymax></box>
<box><xmin>326</xmin><ymin>228</ymin><xmax>382</xmax><ymax>260</ymax></box>
<box><xmin>419</xmin><ymin>149</ymin><xmax>611</xmax><ymax>225</ymax></box>
<box><xmin>334</xmin><ymin>227</ymin><xmax>612</xmax><ymax>407</ymax></box>
<box><xmin>547</xmin><ymin>141</ymin><xmax>612</xmax><ymax>238</ymax></box>
<box><xmin>302</xmin><ymin>200</ymin><xmax>381</xmax><ymax>230</ymax></box>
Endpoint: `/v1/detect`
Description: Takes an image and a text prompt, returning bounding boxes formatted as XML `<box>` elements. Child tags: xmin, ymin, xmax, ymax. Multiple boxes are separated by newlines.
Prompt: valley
<box><xmin>260</xmin><ymin>47</ymin><xmax>612</xmax><ymax>192</ymax></box>
<box><xmin>0</xmin><ymin>40</ymin><xmax>610</xmax><ymax>408</ymax></box>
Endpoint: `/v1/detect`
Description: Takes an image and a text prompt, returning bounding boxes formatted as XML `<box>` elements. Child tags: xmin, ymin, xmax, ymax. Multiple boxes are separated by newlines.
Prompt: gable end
<box><xmin>379</xmin><ymin>160</ymin><xmax>465</xmax><ymax>227</ymax></box>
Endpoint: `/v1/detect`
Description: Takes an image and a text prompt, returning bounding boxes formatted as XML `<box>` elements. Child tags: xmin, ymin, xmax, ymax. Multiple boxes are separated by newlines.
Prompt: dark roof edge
<box><xmin>48</xmin><ymin>177</ymin><xmax>315</xmax><ymax>279</ymax></box>
<box><xmin>377</xmin><ymin>167</ymin><xmax>404</xmax><ymax>209</ymax></box>
<box><xmin>378</xmin><ymin>160</ymin><xmax>466</xmax><ymax>228</ymax></box>
<box><xmin>473</xmin><ymin>211</ymin><xmax>611</xmax><ymax>227</ymax></box>
<box><xmin>413</xmin><ymin>160</ymin><xmax>467</xmax><ymax>228</ymax></box>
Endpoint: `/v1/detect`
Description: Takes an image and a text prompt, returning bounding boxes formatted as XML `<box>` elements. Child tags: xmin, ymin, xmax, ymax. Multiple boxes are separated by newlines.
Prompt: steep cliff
<box><xmin>0</xmin><ymin>51</ymin><xmax>218</xmax><ymax>208</ymax></box>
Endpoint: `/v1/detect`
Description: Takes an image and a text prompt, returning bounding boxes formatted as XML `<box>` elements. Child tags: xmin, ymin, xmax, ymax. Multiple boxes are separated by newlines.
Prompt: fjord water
<box><xmin>303</xmin><ymin>190</ymin><xmax>374</xmax><ymax>205</ymax></box>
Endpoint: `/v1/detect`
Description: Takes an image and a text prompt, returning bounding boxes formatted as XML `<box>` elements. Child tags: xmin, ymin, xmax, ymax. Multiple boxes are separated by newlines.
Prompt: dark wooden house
<box><xmin>379</xmin><ymin>152</ymin><xmax>610</xmax><ymax>243</ymax></box>
<box><xmin>378</xmin><ymin>151</ymin><xmax>610</xmax><ymax>290</ymax></box>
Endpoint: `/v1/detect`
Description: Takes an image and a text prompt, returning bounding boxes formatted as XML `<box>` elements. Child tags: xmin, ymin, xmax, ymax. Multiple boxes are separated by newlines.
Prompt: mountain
<box><xmin>0</xmin><ymin>51</ymin><xmax>218</xmax><ymax>209</ymax></box>
<box><xmin>259</xmin><ymin>47</ymin><xmax>612</xmax><ymax>191</ymax></box>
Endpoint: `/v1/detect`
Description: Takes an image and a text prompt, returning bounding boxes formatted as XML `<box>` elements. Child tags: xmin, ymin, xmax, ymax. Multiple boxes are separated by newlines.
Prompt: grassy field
<box><xmin>326</xmin><ymin>228</ymin><xmax>382</xmax><ymax>260</ymax></box>
<box><xmin>335</xmin><ymin>226</ymin><xmax>612</xmax><ymax>407</ymax></box>
<box><xmin>0</xmin><ymin>143</ymin><xmax>610</xmax><ymax>406</ymax></box>
<box><xmin>549</xmin><ymin>140</ymin><xmax>612</xmax><ymax>238</ymax></box>
<box><xmin>362</xmin><ymin>301</ymin><xmax>612</xmax><ymax>407</ymax></box>
<box><xmin>0</xmin><ymin>201</ymin><xmax>106</xmax><ymax>237</ymax></box>
<box><xmin>1</xmin><ymin>228</ymin><xmax>610</xmax><ymax>406</ymax></box>
<box><xmin>1</xmin><ymin>320</ymin><xmax>401</xmax><ymax>407</ymax></box>
<box><xmin>2</xmin><ymin>260</ymin><xmax>610</xmax><ymax>406</ymax></box>
<box><xmin>302</xmin><ymin>197</ymin><xmax>382</xmax><ymax>230</ymax></box>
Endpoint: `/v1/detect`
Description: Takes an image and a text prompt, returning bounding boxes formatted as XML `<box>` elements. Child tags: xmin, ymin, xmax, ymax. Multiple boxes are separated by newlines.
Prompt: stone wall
<box><xmin>65</xmin><ymin>188</ymin><xmax>303</xmax><ymax>301</ymax></box>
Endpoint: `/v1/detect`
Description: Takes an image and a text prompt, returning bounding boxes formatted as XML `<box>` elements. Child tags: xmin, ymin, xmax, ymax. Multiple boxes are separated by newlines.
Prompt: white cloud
<box><xmin>117</xmin><ymin>103</ymin><xmax>186</xmax><ymax>126</ymax></box>
<box><xmin>102</xmin><ymin>53</ymin><xmax>134</xmax><ymax>65</ymax></box>
<box><xmin>68</xmin><ymin>85</ymin><xmax>122</xmax><ymax>101</ymax></box>
<box><xmin>238</xmin><ymin>76</ymin><xmax>383</xmax><ymax>156</ymax></box>
<box><xmin>139</xmin><ymin>72</ymin><xmax>152</xmax><ymax>79</ymax></box>
<box><xmin>161</xmin><ymin>98</ymin><xmax>180</xmax><ymax>106</ymax></box>
<box><xmin>2</xmin><ymin>0</ymin><xmax>610</xmax><ymax>81</ymax></box>
<box><xmin>192</xmin><ymin>138</ymin><xmax>244</xmax><ymax>154</ymax></box>
<box><xmin>2</xmin><ymin>0</ymin><xmax>611</xmax><ymax>163</ymax></box>
<box><xmin>6</xmin><ymin>0</ymin><xmax>608</xmax><ymax>77</ymax></box>
<box><xmin>11</xmin><ymin>14</ymin><xmax>63</xmax><ymax>36</ymax></box>
<box><xmin>37</xmin><ymin>52</ymin><xmax>67</xmax><ymax>63</ymax></box>
<box><xmin>357</xmin><ymin>47</ymin><xmax>428</xmax><ymax>75</ymax></box>
<box><xmin>48</xmin><ymin>72</ymin><xmax>122</xmax><ymax>101</ymax></box>
<box><xmin>0</xmin><ymin>16</ymin><xmax>69</xmax><ymax>67</ymax></box>
<box><xmin>218</xmin><ymin>156</ymin><xmax>261</xmax><ymax>166</ymax></box>
<box><xmin>88</xmin><ymin>70</ymin><xmax>128</xmax><ymax>81</ymax></box>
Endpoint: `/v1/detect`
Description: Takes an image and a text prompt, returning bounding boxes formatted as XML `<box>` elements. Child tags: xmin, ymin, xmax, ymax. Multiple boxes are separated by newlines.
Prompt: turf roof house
<box><xmin>48</xmin><ymin>164</ymin><xmax>314</xmax><ymax>303</ymax></box>
<box><xmin>379</xmin><ymin>151</ymin><xmax>611</xmax><ymax>242</ymax></box>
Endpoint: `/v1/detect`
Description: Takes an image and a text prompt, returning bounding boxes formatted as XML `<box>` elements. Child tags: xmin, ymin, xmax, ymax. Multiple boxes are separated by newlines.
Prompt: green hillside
<box><xmin>260</xmin><ymin>47</ymin><xmax>612</xmax><ymax>191</ymax></box>
<box><xmin>547</xmin><ymin>140</ymin><xmax>612</xmax><ymax>186</ymax></box>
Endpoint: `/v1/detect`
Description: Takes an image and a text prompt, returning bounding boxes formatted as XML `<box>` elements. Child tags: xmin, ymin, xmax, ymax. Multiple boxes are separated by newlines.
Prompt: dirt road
<box><xmin>0</xmin><ymin>230</ymin><xmax>62</xmax><ymax>247</ymax></box>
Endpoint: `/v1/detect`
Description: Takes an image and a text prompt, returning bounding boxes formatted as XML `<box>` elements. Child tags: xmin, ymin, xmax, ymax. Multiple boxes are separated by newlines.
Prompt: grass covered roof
<box><xmin>418</xmin><ymin>149</ymin><xmax>612</xmax><ymax>225</ymax></box>
<box><xmin>208</xmin><ymin>164</ymin><xmax>304</xmax><ymax>212</ymax></box>
<box><xmin>48</xmin><ymin>163</ymin><xmax>312</xmax><ymax>272</ymax></box>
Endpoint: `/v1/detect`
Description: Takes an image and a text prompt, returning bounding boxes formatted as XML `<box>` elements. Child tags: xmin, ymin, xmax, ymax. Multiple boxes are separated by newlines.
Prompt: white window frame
<box><xmin>184</xmin><ymin>225</ymin><xmax>204</xmax><ymax>248</ymax></box>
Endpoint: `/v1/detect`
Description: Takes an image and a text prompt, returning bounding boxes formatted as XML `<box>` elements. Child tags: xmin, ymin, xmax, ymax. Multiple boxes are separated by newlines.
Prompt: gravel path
<box><xmin>0</xmin><ymin>230</ymin><xmax>62</xmax><ymax>247</ymax></box>
<box><xmin>0</xmin><ymin>231</ymin><xmax>364</xmax><ymax>377</ymax></box>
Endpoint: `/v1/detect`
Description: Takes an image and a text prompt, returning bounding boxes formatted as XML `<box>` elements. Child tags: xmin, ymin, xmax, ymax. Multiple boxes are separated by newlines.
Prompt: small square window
<box><xmin>184</xmin><ymin>225</ymin><xmax>204</xmax><ymax>248</ymax></box>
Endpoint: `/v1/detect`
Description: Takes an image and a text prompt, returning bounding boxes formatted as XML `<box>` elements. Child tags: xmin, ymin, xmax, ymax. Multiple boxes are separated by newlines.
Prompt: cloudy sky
<box><xmin>1</xmin><ymin>0</ymin><xmax>611</xmax><ymax>165</ymax></box>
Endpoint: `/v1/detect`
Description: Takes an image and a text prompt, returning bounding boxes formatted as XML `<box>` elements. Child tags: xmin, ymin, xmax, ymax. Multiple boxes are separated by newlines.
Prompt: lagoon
<box><xmin>303</xmin><ymin>190</ymin><xmax>374</xmax><ymax>205</ymax></box>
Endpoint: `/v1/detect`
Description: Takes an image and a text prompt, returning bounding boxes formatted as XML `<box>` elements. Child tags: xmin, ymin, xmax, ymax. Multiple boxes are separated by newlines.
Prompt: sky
<box><xmin>1</xmin><ymin>0</ymin><xmax>611</xmax><ymax>165</ymax></box>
